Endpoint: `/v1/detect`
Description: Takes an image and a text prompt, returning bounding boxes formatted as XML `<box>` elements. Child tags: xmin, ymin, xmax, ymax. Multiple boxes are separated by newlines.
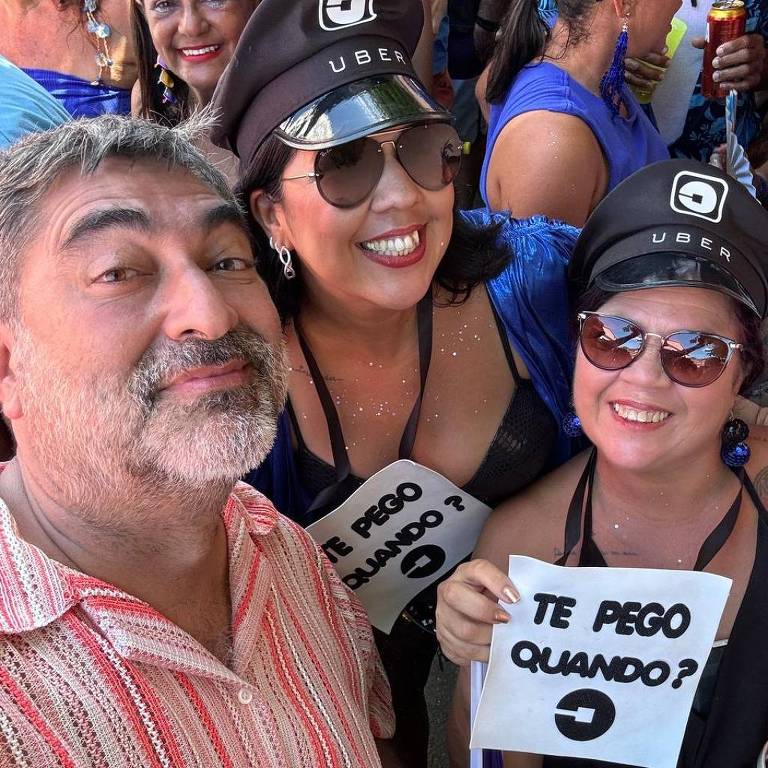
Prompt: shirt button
<box><xmin>238</xmin><ymin>688</ymin><xmax>253</xmax><ymax>705</ymax></box>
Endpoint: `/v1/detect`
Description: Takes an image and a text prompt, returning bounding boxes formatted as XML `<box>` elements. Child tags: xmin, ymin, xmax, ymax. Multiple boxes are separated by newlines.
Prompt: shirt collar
<box><xmin>0</xmin><ymin>480</ymin><xmax>279</xmax><ymax>638</ymax></box>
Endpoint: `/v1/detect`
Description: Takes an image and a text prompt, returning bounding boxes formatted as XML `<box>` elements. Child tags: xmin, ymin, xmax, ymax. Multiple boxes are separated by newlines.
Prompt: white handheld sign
<box><xmin>470</xmin><ymin>556</ymin><xmax>731</xmax><ymax>768</ymax></box>
<box><xmin>307</xmin><ymin>460</ymin><xmax>491</xmax><ymax>633</ymax></box>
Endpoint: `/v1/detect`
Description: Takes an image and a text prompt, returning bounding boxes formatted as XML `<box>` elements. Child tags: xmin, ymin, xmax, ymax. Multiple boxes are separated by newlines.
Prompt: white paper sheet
<box><xmin>307</xmin><ymin>460</ymin><xmax>491</xmax><ymax>632</ymax></box>
<box><xmin>471</xmin><ymin>556</ymin><xmax>731</xmax><ymax>767</ymax></box>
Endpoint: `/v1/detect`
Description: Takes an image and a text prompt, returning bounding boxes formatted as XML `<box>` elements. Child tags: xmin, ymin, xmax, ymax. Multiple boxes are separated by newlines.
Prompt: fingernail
<box><xmin>494</xmin><ymin>610</ymin><xmax>510</xmax><ymax>624</ymax></box>
<box><xmin>717</xmin><ymin>45</ymin><xmax>725</xmax><ymax>56</ymax></box>
<box><xmin>713</xmin><ymin>72</ymin><xmax>721</xmax><ymax>82</ymax></box>
<box><xmin>625</xmin><ymin>59</ymin><xmax>638</xmax><ymax>71</ymax></box>
<box><xmin>502</xmin><ymin>586</ymin><xmax>520</xmax><ymax>604</ymax></box>
<box><xmin>713</xmin><ymin>57</ymin><xmax>721</xmax><ymax>69</ymax></box>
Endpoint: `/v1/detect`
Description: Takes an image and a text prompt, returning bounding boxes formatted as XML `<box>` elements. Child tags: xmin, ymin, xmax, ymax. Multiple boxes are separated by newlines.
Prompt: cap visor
<box><xmin>274</xmin><ymin>74</ymin><xmax>451</xmax><ymax>150</ymax></box>
<box><xmin>595</xmin><ymin>254</ymin><xmax>758</xmax><ymax>315</ymax></box>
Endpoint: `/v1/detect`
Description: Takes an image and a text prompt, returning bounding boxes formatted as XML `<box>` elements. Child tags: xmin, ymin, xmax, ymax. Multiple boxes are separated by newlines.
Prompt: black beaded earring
<box><xmin>562</xmin><ymin>410</ymin><xmax>583</xmax><ymax>438</ymax></box>
<box><xmin>721</xmin><ymin>416</ymin><xmax>750</xmax><ymax>467</ymax></box>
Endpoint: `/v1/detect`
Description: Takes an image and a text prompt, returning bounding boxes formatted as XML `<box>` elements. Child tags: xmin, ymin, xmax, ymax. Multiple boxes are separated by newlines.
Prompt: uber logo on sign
<box><xmin>319</xmin><ymin>0</ymin><xmax>377</xmax><ymax>30</ymax></box>
<box><xmin>670</xmin><ymin>170</ymin><xmax>729</xmax><ymax>224</ymax></box>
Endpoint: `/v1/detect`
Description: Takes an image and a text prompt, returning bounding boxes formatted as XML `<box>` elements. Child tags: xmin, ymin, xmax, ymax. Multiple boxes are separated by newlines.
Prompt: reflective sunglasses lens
<box><xmin>397</xmin><ymin>123</ymin><xmax>462</xmax><ymax>190</ymax></box>
<box><xmin>580</xmin><ymin>314</ymin><xmax>644</xmax><ymax>370</ymax></box>
<box><xmin>315</xmin><ymin>137</ymin><xmax>384</xmax><ymax>208</ymax></box>
<box><xmin>661</xmin><ymin>333</ymin><xmax>730</xmax><ymax>387</ymax></box>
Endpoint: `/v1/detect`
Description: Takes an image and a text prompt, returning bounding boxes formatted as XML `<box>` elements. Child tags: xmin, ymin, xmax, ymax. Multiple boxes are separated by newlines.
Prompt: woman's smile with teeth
<box><xmin>180</xmin><ymin>45</ymin><xmax>221</xmax><ymax>56</ymax></box>
<box><xmin>361</xmin><ymin>230</ymin><xmax>420</xmax><ymax>256</ymax></box>
<box><xmin>612</xmin><ymin>402</ymin><xmax>671</xmax><ymax>423</ymax></box>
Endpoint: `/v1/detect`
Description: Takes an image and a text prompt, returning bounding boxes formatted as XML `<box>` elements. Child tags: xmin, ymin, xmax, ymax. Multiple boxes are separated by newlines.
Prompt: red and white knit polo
<box><xmin>0</xmin><ymin>481</ymin><xmax>393</xmax><ymax>767</ymax></box>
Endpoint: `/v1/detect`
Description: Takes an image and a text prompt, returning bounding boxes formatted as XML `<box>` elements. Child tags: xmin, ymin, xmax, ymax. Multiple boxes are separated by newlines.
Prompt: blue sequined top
<box><xmin>21</xmin><ymin>68</ymin><xmax>131</xmax><ymax>118</ymax></box>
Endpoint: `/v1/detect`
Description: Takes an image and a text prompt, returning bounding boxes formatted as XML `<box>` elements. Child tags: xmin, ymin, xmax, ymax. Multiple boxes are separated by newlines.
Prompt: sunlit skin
<box><xmin>251</xmin><ymin>123</ymin><xmax>531</xmax><ymax>494</ymax></box>
<box><xmin>140</xmin><ymin>0</ymin><xmax>256</xmax><ymax>105</ymax></box>
<box><xmin>6</xmin><ymin>157</ymin><xmax>278</xmax><ymax>430</ymax></box>
<box><xmin>573</xmin><ymin>287</ymin><xmax>743</xmax><ymax>478</ymax></box>
<box><xmin>625</xmin><ymin>0</ymin><xmax>682</xmax><ymax>59</ymax></box>
<box><xmin>0</xmin><ymin>0</ymin><xmax>137</xmax><ymax>88</ymax></box>
<box><xmin>483</xmin><ymin>0</ymin><xmax>683</xmax><ymax>227</ymax></box>
<box><xmin>254</xmin><ymin>126</ymin><xmax>455</xmax><ymax>316</ymax></box>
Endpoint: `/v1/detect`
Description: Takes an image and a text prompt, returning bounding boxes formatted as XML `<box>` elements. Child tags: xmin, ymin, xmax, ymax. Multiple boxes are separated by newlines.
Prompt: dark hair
<box><xmin>237</xmin><ymin>133</ymin><xmax>511</xmax><ymax>321</ymax></box>
<box><xmin>748</xmin><ymin>126</ymin><xmax>768</xmax><ymax>171</ymax></box>
<box><xmin>131</xmin><ymin>4</ymin><xmax>193</xmax><ymax>125</ymax></box>
<box><xmin>574</xmin><ymin>285</ymin><xmax>766</xmax><ymax>394</ymax></box>
<box><xmin>486</xmin><ymin>0</ymin><xmax>599</xmax><ymax>104</ymax></box>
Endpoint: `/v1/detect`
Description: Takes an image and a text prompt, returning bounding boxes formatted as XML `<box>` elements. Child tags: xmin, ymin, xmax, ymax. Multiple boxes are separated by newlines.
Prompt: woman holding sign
<box><xmin>209</xmin><ymin>0</ymin><xmax>580</xmax><ymax>762</ymax></box>
<box><xmin>437</xmin><ymin>159</ymin><xmax>768</xmax><ymax>766</ymax></box>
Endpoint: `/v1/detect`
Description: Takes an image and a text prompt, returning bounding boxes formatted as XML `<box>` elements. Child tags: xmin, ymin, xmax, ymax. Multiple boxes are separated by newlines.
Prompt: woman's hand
<box><xmin>625</xmin><ymin>51</ymin><xmax>670</xmax><ymax>91</ymax></box>
<box><xmin>693</xmin><ymin>34</ymin><xmax>767</xmax><ymax>92</ymax></box>
<box><xmin>709</xmin><ymin>142</ymin><xmax>727</xmax><ymax>170</ymax></box>
<box><xmin>436</xmin><ymin>558</ymin><xmax>520</xmax><ymax>666</ymax></box>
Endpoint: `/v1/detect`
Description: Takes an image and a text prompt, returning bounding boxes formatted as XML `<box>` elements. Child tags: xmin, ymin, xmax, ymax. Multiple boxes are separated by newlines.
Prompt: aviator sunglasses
<box><xmin>578</xmin><ymin>312</ymin><xmax>743</xmax><ymax>388</ymax></box>
<box><xmin>282</xmin><ymin>123</ymin><xmax>462</xmax><ymax>208</ymax></box>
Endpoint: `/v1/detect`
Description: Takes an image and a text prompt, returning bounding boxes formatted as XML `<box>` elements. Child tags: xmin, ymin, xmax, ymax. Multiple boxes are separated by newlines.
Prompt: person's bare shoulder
<box><xmin>485</xmin><ymin>111</ymin><xmax>607</xmax><ymax>226</ymax></box>
<box><xmin>474</xmin><ymin>449</ymin><xmax>592</xmax><ymax>569</ymax></box>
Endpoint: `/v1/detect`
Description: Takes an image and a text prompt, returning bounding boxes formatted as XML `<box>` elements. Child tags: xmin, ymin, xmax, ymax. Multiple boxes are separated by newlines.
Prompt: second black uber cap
<box><xmin>211</xmin><ymin>0</ymin><xmax>448</xmax><ymax>165</ymax></box>
<box><xmin>569</xmin><ymin>159</ymin><xmax>768</xmax><ymax>317</ymax></box>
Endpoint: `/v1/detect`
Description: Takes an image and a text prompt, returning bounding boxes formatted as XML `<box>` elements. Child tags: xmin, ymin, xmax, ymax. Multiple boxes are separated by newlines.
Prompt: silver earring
<box><xmin>269</xmin><ymin>236</ymin><xmax>296</xmax><ymax>280</ymax></box>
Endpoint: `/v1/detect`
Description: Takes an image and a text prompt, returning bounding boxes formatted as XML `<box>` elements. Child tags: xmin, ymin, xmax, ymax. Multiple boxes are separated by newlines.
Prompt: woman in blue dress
<box><xmin>480</xmin><ymin>0</ymin><xmax>675</xmax><ymax>226</ymax></box>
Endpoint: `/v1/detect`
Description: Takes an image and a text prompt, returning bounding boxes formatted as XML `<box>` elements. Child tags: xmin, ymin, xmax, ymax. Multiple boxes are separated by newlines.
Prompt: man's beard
<box><xmin>14</xmin><ymin>325</ymin><xmax>288</xmax><ymax>509</ymax></box>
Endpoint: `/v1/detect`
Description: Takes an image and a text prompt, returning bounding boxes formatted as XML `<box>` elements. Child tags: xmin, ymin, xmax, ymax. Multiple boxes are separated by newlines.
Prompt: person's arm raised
<box><xmin>484</xmin><ymin>110</ymin><xmax>607</xmax><ymax>227</ymax></box>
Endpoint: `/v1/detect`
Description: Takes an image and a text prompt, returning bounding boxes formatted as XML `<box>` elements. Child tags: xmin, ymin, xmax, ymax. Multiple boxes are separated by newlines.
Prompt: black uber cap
<box><xmin>569</xmin><ymin>159</ymin><xmax>768</xmax><ymax>317</ymax></box>
<box><xmin>210</xmin><ymin>0</ymin><xmax>447</xmax><ymax>165</ymax></box>
<box><xmin>274</xmin><ymin>74</ymin><xmax>447</xmax><ymax>150</ymax></box>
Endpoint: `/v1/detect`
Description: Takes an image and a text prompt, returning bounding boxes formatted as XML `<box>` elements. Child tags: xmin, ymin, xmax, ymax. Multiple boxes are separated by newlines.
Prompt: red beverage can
<box><xmin>702</xmin><ymin>0</ymin><xmax>747</xmax><ymax>100</ymax></box>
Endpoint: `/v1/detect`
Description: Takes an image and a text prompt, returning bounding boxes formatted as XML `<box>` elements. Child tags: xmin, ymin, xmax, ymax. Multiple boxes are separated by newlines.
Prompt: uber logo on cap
<box><xmin>319</xmin><ymin>0</ymin><xmax>377</xmax><ymax>30</ymax></box>
<box><xmin>670</xmin><ymin>170</ymin><xmax>729</xmax><ymax>224</ymax></box>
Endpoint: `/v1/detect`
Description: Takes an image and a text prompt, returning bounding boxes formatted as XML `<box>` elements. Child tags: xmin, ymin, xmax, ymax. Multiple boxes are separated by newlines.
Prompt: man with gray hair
<box><xmin>0</xmin><ymin>115</ymin><xmax>393</xmax><ymax>766</ymax></box>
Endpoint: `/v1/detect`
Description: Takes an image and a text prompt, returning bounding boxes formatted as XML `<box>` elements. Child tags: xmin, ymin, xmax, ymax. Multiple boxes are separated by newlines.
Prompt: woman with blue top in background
<box><xmin>479</xmin><ymin>0</ymin><xmax>674</xmax><ymax>226</ymax></box>
<box><xmin>0</xmin><ymin>0</ymin><xmax>135</xmax><ymax>117</ymax></box>
<box><xmin>210</xmin><ymin>0</ymin><xmax>581</xmax><ymax>762</ymax></box>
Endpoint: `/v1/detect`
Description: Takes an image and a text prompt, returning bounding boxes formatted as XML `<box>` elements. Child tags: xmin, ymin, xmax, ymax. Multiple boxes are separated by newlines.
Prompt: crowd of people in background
<box><xmin>0</xmin><ymin>0</ymin><xmax>768</xmax><ymax>766</ymax></box>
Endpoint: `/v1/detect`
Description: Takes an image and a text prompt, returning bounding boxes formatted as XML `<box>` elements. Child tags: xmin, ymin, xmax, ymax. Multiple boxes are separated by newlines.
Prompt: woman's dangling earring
<box><xmin>600</xmin><ymin>16</ymin><xmax>629</xmax><ymax>118</ymax></box>
<box><xmin>156</xmin><ymin>56</ymin><xmax>176</xmax><ymax>105</ymax></box>
<box><xmin>562</xmin><ymin>409</ymin><xmax>583</xmax><ymax>438</ymax></box>
<box><xmin>722</xmin><ymin>414</ymin><xmax>750</xmax><ymax>467</ymax></box>
<box><xmin>270</xmin><ymin>236</ymin><xmax>296</xmax><ymax>280</ymax></box>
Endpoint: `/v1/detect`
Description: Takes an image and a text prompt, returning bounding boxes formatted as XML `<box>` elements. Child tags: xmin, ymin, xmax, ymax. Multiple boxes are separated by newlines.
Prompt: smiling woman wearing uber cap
<box><xmin>210</xmin><ymin>0</ymin><xmax>585</xmax><ymax>762</ymax></box>
<box><xmin>436</xmin><ymin>159</ymin><xmax>768</xmax><ymax>767</ymax></box>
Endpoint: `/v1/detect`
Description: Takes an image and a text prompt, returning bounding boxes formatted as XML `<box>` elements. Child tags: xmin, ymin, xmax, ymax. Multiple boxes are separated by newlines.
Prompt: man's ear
<box><xmin>0</xmin><ymin>327</ymin><xmax>21</xmax><ymax>421</ymax></box>
<box><xmin>250</xmin><ymin>189</ymin><xmax>294</xmax><ymax>250</ymax></box>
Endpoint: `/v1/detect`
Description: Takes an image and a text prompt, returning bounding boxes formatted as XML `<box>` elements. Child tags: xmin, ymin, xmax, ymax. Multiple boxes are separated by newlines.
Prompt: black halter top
<box><xmin>542</xmin><ymin>451</ymin><xmax>768</xmax><ymax>767</ymax></box>
<box><xmin>290</xmin><ymin>290</ymin><xmax>557</xmax><ymax>521</ymax></box>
